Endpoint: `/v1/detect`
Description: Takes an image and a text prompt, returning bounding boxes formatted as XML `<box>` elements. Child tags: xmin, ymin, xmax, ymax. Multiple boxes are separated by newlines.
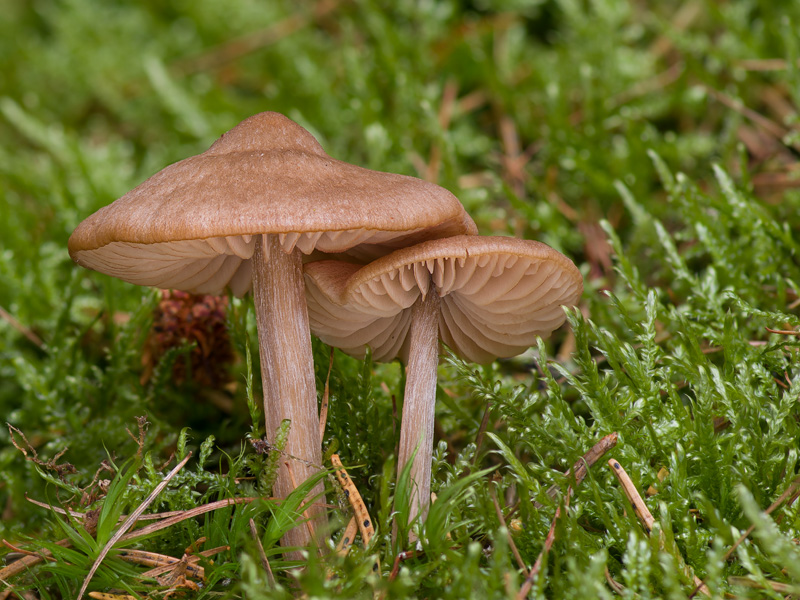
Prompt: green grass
<box><xmin>3</xmin><ymin>0</ymin><xmax>800</xmax><ymax>598</ymax></box>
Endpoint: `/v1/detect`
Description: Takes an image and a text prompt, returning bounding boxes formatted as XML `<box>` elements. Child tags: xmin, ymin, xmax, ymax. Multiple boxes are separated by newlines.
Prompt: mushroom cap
<box><xmin>68</xmin><ymin>112</ymin><xmax>477</xmax><ymax>296</ymax></box>
<box><xmin>304</xmin><ymin>235</ymin><xmax>583</xmax><ymax>363</ymax></box>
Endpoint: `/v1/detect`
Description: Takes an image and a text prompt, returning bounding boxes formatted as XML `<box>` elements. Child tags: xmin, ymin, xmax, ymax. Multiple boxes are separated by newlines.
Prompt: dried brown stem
<box><xmin>331</xmin><ymin>454</ymin><xmax>375</xmax><ymax>547</ymax></box>
<box><xmin>117</xmin><ymin>548</ymin><xmax>206</xmax><ymax>580</ymax></box>
<box><xmin>705</xmin><ymin>86</ymin><xmax>793</xmax><ymax>146</ymax></box>
<box><xmin>488</xmin><ymin>480</ymin><xmax>528</xmax><ymax>577</ymax></box>
<box><xmin>78</xmin><ymin>452</ymin><xmax>193</xmax><ymax>599</ymax></box>
<box><xmin>0</xmin><ymin>305</ymin><xmax>43</xmax><ymax>347</ymax></box>
<box><xmin>608</xmin><ymin>459</ymin><xmax>709</xmax><ymax>596</ymax></box>
<box><xmin>249</xmin><ymin>518</ymin><xmax>276</xmax><ymax>587</ymax></box>
<box><xmin>335</xmin><ymin>516</ymin><xmax>359</xmax><ymax>556</ymax></box>
<box><xmin>736</xmin><ymin>58</ymin><xmax>800</xmax><ymax>71</ymax></box>
<box><xmin>1</xmin><ymin>496</ymin><xmax>258</xmax><ymax>583</ymax></box>
<box><xmin>534</xmin><ymin>432</ymin><xmax>618</xmax><ymax>509</ymax></box>
<box><xmin>766</xmin><ymin>327</ymin><xmax>800</xmax><ymax>335</ymax></box>
<box><xmin>725</xmin><ymin>475</ymin><xmax>800</xmax><ymax>562</ymax></box>
<box><xmin>388</xmin><ymin>550</ymin><xmax>422</xmax><ymax>582</ymax></box>
<box><xmin>516</xmin><ymin>492</ymin><xmax>569</xmax><ymax>599</ymax></box>
<box><xmin>319</xmin><ymin>347</ymin><xmax>334</xmax><ymax>443</ymax></box>
<box><xmin>172</xmin><ymin>0</ymin><xmax>341</xmax><ymax>75</ymax></box>
<box><xmin>727</xmin><ymin>576</ymin><xmax>800</xmax><ymax>595</ymax></box>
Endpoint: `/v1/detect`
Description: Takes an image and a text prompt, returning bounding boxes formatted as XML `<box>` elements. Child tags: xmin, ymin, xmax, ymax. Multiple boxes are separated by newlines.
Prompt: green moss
<box><xmin>2</xmin><ymin>0</ymin><xmax>800</xmax><ymax>597</ymax></box>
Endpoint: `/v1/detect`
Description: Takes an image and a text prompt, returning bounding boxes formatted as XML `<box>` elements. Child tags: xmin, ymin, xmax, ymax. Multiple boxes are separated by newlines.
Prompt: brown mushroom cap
<box><xmin>68</xmin><ymin>112</ymin><xmax>477</xmax><ymax>296</ymax></box>
<box><xmin>304</xmin><ymin>235</ymin><xmax>583</xmax><ymax>363</ymax></box>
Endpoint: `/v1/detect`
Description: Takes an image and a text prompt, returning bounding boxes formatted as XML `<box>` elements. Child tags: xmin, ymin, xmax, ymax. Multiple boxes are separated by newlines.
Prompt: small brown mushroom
<box><xmin>68</xmin><ymin>112</ymin><xmax>477</xmax><ymax>550</ymax></box>
<box><xmin>303</xmin><ymin>235</ymin><xmax>583</xmax><ymax>528</ymax></box>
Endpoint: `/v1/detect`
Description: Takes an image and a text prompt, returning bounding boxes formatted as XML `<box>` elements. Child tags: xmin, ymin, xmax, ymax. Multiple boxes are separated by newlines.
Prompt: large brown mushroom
<box><xmin>68</xmin><ymin>112</ymin><xmax>477</xmax><ymax>550</ymax></box>
<box><xmin>303</xmin><ymin>235</ymin><xmax>583</xmax><ymax>528</ymax></box>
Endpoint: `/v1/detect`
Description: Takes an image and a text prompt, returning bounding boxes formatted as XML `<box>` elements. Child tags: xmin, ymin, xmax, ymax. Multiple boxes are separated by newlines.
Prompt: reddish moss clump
<box><xmin>141</xmin><ymin>290</ymin><xmax>233</xmax><ymax>388</ymax></box>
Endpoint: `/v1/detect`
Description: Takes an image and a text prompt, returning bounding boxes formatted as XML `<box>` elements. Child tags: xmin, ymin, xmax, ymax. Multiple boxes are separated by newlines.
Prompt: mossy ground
<box><xmin>2</xmin><ymin>1</ymin><xmax>800</xmax><ymax>598</ymax></box>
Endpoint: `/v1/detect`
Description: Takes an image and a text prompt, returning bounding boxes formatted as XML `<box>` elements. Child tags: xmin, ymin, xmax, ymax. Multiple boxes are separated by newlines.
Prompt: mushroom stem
<box><xmin>397</xmin><ymin>289</ymin><xmax>441</xmax><ymax>528</ymax></box>
<box><xmin>252</xmin><ymin>233</ymin><xmax>326</xmax><ymax>551</ymax></box>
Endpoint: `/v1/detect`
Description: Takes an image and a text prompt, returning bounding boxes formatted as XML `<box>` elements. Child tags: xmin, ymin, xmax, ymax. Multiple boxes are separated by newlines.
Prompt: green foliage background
<box><xmin>2</xmin><ymin>0</ymin><xmax>800</xmax><ymax>598</ymax></box>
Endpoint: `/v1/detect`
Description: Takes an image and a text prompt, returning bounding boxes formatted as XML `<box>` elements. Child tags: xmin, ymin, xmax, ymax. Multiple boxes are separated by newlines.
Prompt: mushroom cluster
<box><xmin>304</xmin><ymin>235</ymin><xmax>582</xmax><ymax>525</ymax></box>
<box><xmin>68</xmin><ymin>112</ymin><xmax>582</xmax><ymax>550</ymax></box>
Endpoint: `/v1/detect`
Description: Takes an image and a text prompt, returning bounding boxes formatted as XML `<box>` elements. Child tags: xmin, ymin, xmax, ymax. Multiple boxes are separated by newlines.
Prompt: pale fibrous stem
<box><xmin>397</xmin><ymin>288</ymin><xmax>441</xmax><ymax>527</ymax></box>
<box><xmin>252</xmin><ymin>233</ymin><xmax>327</xmax><ymax>551</ymax></box>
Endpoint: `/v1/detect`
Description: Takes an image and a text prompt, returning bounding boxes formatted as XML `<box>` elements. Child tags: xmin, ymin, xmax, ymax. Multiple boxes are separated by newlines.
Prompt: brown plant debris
<box><xmin>141</xmin><ymin>290</ymin><xmax>233</xmax><ymax>388</ymax></box>
<box><xmin>608</xmin><ymin>459</ymin><xmax>709</xmax><ymax>596</ymax></box>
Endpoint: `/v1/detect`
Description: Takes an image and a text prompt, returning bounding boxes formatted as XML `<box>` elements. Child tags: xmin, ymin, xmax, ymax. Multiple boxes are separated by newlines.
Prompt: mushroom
<box><xmin>68</xmin><ymin>112</ymin><xmax>477</xmax><ymax>550</ymax></box>
<box><xmin>303</xmin><ymin>235</ymin><xmax>583</xmax><ymax>527</ymax></box>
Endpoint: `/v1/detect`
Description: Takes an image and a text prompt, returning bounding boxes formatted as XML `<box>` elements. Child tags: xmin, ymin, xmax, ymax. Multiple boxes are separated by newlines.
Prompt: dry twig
<box><xmin>77</xmin><ymin>453</ymin><xmax>193</xmax><ymax>600</ymax></box>
<box><xmin>330</xmin><ymin>454</ymin><xmax>375</xmax><ymax>547</ymax></box>
<box><xmin>513</xmin><ymin>434</ymin><xmax>618</xmax><ymax>598</ymax></box>
<box><xmin>0</xmin><ymin>305</ymin><xmax>43</xmax><ymax>347</ymax></box>
<box><xmin>516</xmin><ymin>491</ymin><xmax>569</xmax><ymax>599</ymax></box>
<box><xmin>172</xmin><ymin>0</ymin><xmax>341</xmax><ymax>75</ymax></box>
<box><xmin>249</xmin><ymin>518</ymin><xmax>276</xmax><ymax>587</ymax></box>
<box><xmin>1</xmin><ymin>496</ymin><xmax>257</xmax><ymax>583</ymax></box>
<box><xmin>319</xmin><ymin>347</ymin><xmax>334</xmax><ymax>442</ymax></box>
<box><xmin>335</xmin><ymin>516</ymin><xmax>359</xmax><ymax>556</ymax></box>
<box><xmin>487</xmin><ymin>479</ymin><xmax>528</xmax><ymax>577</ymax></box>
<box><xmin>608</xmin><ymin>459</ymin><xmax>709</xmax><ymax>596</ymax></box>
<box><xmin>535</xmin><ymin>432</ymin><xmax>619</xmax><ymax>509</ymax></box>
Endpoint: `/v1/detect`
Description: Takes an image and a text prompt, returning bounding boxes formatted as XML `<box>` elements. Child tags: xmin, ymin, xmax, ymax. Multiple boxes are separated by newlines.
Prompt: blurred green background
<box><xmin>3</xmin><ymin>0</ymin><xmax>800</xmax><ymax>597</ymax></box>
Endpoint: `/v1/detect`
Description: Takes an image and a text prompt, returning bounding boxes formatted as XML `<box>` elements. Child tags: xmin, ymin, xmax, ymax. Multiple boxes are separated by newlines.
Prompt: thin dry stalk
<box><xmin>608</xmin><ymin>459</ymin><xmax>709</xmax><ymax>596</ymax></box>
<box><xmin>319</xmin><ymin>347</ymin><xmax>335</xmax><ymax>442</ymax></box>
<box><xmin>120</xmin><ymin>497</ymin><xmax>257</xmax><ymax>542</ymax></box>
<box><xmin>649</xmin><ymin>0</ymin><xmax>701</xmax><ymax>58</ymax></box>
<box><xmin>510</xmin><ymin>433</ymin><xmax>619</xmax><ymax>597</ymax></box>
<box><xmin>725</xmin><ymin>475</ymin><xmax>800</xmax><ymax>562</ymax></box>
<box><xmin>705</xmin><ymin>86</ymin><xmax>793</xmax><ymax>146</ymax></box>
<box><xmin>611</xmin><ymin>62</ymin><xmax>684</xmax><ymax>107</ymax></box>
<box><xmin>0</xmin><ymin>305</ymin><xmax>43</xmax><ymax>347</ymax></box>
<box><xmin>0</xmin><ymin>541</ymin><xmax>68</xmax><ymax>581</ymax></box>
<box><xmin>116</xmin><ymin>548</ymin><xmax>205</xmax><ymax>580</ymax></box>
<box><xmin>77</xmin><ymin>452</ymin><xmax>192</xmax><ymax>600</ymax></box>
<box><xmin>690</xmin><ymin>476</ymin><xmax>800</xmax><ymax>598</ymax></box>
<box><xmin>335</xmin><ymin>516</ymin><xmax>359</xmax><ymax>555</ymax></box>
<box><xmin>0</xmin><ymin>496</ymin><xmax>257</xmax><ymax>582</ymax></box>
<box><xmin>25</xmin><ymin>497</ymin><xmax>184</xmax><ymax>521</ymax></box>
<box><xmin>499</xmin><ymin>115</ymin><xmax>534</xmax><ymax>199</ymax></box>
<box><xmin>330</xmin><ymin>454</ymin><xmax>375</xmax><ymax>546</ymax></box>
<box><xmin>140</xmin><ymin>545</ymin><xmax>226</xmax><ymax>580</ymax></box>
<box><xmin>766</xmin><ymin>327</ymin><xmax>800</xmax><ymax>335</ymax></box>
<box><xmin>172</xmin><ymin>0</ymin><xmax>341</xmax><ymax>75</ymax></box>
<box><xmin>388</xmin><ymin>550</ymin><xmax>422</xmax><ymax>582</ymax></box>
<box><xmin>1</xmin><ymin>540</ymin><xmax>52</xmax><ymax>560</ymax></box>
<box><xmin>604</xmin><ymin>566</ymin><xmax>626</xmax><ymax>594</ymax></box>
<box><xmin>727</xmin><ymin>576</ymin><xmax>800</xmax><ymax>596</ymax></box>
<box><xmin>87</xmin><ymin>593</ymin><xmax>136</xmax><ymax>600</ymax></box>
<box><xmin>516</xmin><ymin>492</ymin><xmax>569</xmax><ymax>599</ymax></box>
<box><xmin>736</xmin><ymin>58</ymin><xmax>800</xmax><ymax>71</ymax></box>
<box><xmin>249</xmin><ymin>518</ymin><xmax>276</xmax><ymax>587</ymax></box>
<box><xmin>534</xmin><ymin>432</ymin><xmax>618</xmax><ymax>509</ymax></box>
<box><xmin>487</xmin><ymin>480</ymin><xmax>528</xmax><ymax>577</ymax></box>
